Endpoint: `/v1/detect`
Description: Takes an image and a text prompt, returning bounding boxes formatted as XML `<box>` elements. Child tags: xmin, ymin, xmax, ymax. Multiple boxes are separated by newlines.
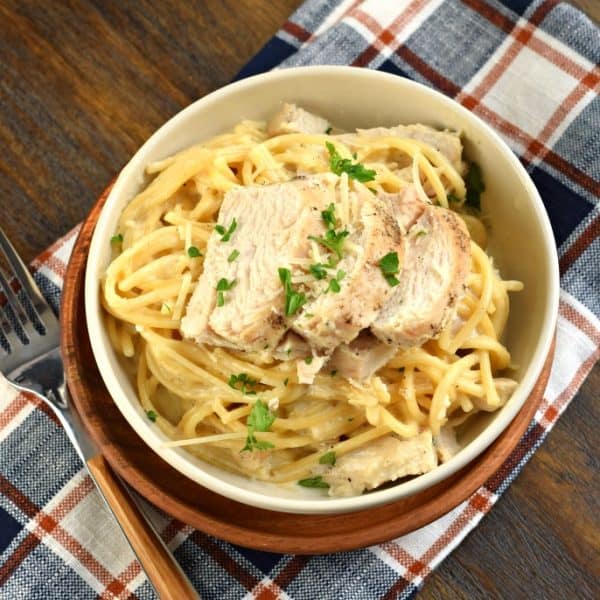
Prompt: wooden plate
<box><xmin>60</xmin><ymin>185</ymin><xmax>553</xmax><ymax>555</ymax></box>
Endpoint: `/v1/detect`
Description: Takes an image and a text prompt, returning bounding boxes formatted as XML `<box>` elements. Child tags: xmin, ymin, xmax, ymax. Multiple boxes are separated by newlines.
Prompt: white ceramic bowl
<box><xmin>85</xmin><ymin>66</ymin><xmax>559</xmax><ymax>514</ymax></box>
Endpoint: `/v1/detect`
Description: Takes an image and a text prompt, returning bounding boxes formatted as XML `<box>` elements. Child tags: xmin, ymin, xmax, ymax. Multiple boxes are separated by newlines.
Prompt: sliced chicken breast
<box><xmin>272</xmin><ymin>331</ymin><xmax>311</xmax><ymax>361</ymax></box>
<box><xmin>371</xmin><ymin>205</ymin><xmax>470</xmax><ymax>348</ymax></box>
<box><xmin>322</xmin><ymin>432</ymin><xmax>437</xmax><ymax>496</ymax></box>
<box><xmin>296</xmin><ymin>356</ymin><xmax>327</xmax><ymax>384</ymax></box>
<box><xmin>291</xmin><ymin>182</ymin><xmax>403</xmax><ymax>353</ymax></box>
<box><xmin>434</xmin><ymin>426</ymin><xmax>461</xmax><ymax>463</ymax></box>
<box><xmin>338</xmin><ymin>123</ymin><xmax>463</xmax><ymax>172</ymax></box>
<box><xmin>181</xmin><ymin>174</ymin><xmax>336</xmax><ymax>351</ymax></box>
<box><xmin>380</xmin><ymin>185</ymin><xmax>426</xmax><ymax>233</ymax></box>
<box><xmin>267</xmin><ymin>103</ymin><xmax>330</xmax><ymax>136</ymax></box>
<box><xmin>328</xmin><ymin>331</ymin><xmax>397</xmax><ymax>381</ymax></box>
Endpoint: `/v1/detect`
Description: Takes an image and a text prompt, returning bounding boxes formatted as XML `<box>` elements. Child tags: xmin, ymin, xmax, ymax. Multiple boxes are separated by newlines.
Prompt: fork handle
<box><xmin>86</xmin><ymin>455</ymin><xmax>199</xmax><ymax>599</ymax></box>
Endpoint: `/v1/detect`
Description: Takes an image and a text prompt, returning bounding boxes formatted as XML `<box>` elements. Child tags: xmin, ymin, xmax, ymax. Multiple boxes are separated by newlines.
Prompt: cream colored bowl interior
<box><xmin>85</xmin><ymin>66</ymin><xmax>559</xmax><ymax>514</ymax></box>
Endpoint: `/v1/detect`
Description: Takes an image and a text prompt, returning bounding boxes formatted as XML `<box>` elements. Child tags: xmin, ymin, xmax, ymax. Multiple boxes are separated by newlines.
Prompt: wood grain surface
<box><xmin>1</xmin><ymin>0</ymin><xmax>598</xmax><ymax>597</ymax></box>
<box><xmin>59</xmin><ymin>184</ymin><xmax>553</xmax><ymax>554</ymax></box>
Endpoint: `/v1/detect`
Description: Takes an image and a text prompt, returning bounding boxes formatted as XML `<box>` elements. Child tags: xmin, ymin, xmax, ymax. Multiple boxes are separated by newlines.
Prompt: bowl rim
<box><xmin>84</xmin><ymin>65</ymin><xmax>560</xmax><ymax>515</ymax></box>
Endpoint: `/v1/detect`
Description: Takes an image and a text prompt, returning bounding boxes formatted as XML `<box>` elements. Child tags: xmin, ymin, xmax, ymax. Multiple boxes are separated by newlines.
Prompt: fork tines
<box><xmin>0</xmin><ymin>226</ymin><xmax>58</xmax><ymax>360</ymax></box>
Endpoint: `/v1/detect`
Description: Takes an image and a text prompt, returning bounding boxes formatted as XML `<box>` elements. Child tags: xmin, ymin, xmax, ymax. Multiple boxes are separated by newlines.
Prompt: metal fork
<box><xmin>0</xmin><ymin>226</ymin><xmax>199</xmax><ymax>600</ymax></box>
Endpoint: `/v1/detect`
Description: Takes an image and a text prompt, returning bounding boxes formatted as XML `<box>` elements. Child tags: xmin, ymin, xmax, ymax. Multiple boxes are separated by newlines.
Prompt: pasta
<box><xmin>102</xmin><ymin>113</ymin><xmax>522</xmax><ymax>496</ymax></box>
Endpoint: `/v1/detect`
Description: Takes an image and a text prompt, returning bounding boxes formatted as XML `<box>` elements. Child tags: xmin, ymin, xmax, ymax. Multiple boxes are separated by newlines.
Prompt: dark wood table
<box><xmin>1</xmin><ymin>2</ymin><xmax>597</xmax><ymax>598</ymax></box>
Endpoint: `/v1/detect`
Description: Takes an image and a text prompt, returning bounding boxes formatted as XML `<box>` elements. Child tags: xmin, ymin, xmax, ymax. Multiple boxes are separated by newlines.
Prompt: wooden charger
<box><xmin>61</xmin><ymin>186</ymin><xmax>553</xmax><ymax>555</ymax></box>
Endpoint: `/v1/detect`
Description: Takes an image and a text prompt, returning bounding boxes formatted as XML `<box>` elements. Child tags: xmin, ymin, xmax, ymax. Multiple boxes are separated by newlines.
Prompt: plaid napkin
<box><xmin>1</xmin><ymin>0</ymin><xmax>599</xmax><ymax>598</ymax></box>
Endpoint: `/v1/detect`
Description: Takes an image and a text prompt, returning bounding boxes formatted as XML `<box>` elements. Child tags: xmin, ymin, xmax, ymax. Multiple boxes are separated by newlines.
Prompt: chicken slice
<box><xmin>328</xmin><ymin>331</ymin><xmax>397</xmax><ymax>381</ymax></box>
<box><xmin>181</xmin><ymin>174</ymin><xmax>336</xmax><ymax>352</ymax></box>
<box><xmin>338</xmin><ymin>123</ymin><xmax>463</xmax><ymax>171</ymax></box>
<box><xmin>272</xmin><ymin>331</ymin><xmax>311</xmax><ymax>361</ymax></box>
<box><xmin>472</xmin><ymin>378</ymin><xmax>518</xmax><ymax>411</ymax></box>
<box><xmin>267</xmin><ymin>103</ymin><xmax>330</xmax><ymax>136</ymax></box>
<box><xmin>296</xmin><ymin>356</ymin><xmax>327</xmax><ymax>384</ymax></box>
<box><xmin>322</xmin><ymin>432</ymin><xmax>438</xmax><ymax>496</ymax></box>
<box><xmin>382</xmin><ymin>185</ymin><xmax>427</xmax><ymax>232</ymax></box>
<box><xmin>291</xmin><ymin>183</ymin><xmax>403</xmax><ymax>353</ymax></box>
<box><xmin>434</xmin><ymin>426</ymin><xmax>461</xmax><ymax>463</ymax></box>
<box><xmin>371</xmin><ymin>205</ymin><xmax>470</xmax><ymax>347</ymax></box>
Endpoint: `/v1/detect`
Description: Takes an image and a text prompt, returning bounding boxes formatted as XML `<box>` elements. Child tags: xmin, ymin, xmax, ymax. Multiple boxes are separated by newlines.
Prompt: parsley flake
<box><xmin>227</xmin><ymin>249</ymin><xmax>240</xmax><ymax>263</ymax></box>
<box><xmin>327</xmin><ymin>269</ymin><xmax>346</xmax><ymax>293</ymax></box>
<box><xmin>326</xmin><ymin>142</ymin><xmax>376</xmax><ymax>183</ymax></box>
<box><xmin>464</xmin><ymin>162</ymin><xmax>485</xmax><ymax>212</ymax></box>
<box><xmin>321</xmin><ymin>203</ymin><xmax>337</xmax><ymax>230</ymax></box>
<box><xmin>216</xmin><ymin>277</ymin><xmax>236</xmax><ymax>307</ymax></box>
<box><xmin>187</xmin><ymin>246</ymin><xmax>202</xmax><ymax>258</ymax></box>
<box><xmin>379</xmin><ymin>251</ymin><xmax>400</xmax><ymax>287</ymax></box>
<box><xmin>110</xmin><ymin>233</ymin><xmax>123</xmax><ymax>244</ymax></box>
<box><xmin>328</xmin><ymin>278</ymin><xmax>341</xmax><ymax>293</ymax></box>
<box><xmin>308</xmin><ymin>229</ymin><xmax>349</xmax><ymax>263</ymax></box>
<box><xmin>228</xmin><ymin>373</ymin><xmax>258</xmax><ymax>395</ymax></box>
<box><xmin>309</xmin><ymin>202</ymin><xmax>349</xmax><ymax>264</ymax></box>
<box><xmin>304</xmin><ymin>356</ymin><xmax>313</xmax><ymax>365</ymax></box>
<box><xmin>278</xmin><ymin>267</ymin><xmax>306</xmax><ymax>317</ymax></box>
<box><xmin>146</xmin><ymin>410</ymin><xmax>158</xmax><ymax>422</ymax></box>
<box><xmin>241</xmin><ymin>399</ymin><xmax>276</xmax><ymax>453</ymax></box>
<box><xmin>319</xmin><ymin>451</ymin><xmax>336</xmax><ymax>465</ymax></box>
<box><xmin>298</xmin><ymin>476</ymin><xmax>330</xmax><ymax>489</ymax></box>
<box><xmin>309</xmin><ymin>263</ymin><xmax>328</xmax><ymax>280</ymax></box>
<box><xmin>283</xmin><ymin>378</ymin><xmax>289</xmax><ymax>387</ymax></box>
<box><xmin>215</xmin><ymin>218</ymin><xmax>238</xmax><ymax>242</ymax></box>
<box><xmin>325</xmin><ymin>126</ymin><xmax>333</xmax><ymax>134</ymax></box>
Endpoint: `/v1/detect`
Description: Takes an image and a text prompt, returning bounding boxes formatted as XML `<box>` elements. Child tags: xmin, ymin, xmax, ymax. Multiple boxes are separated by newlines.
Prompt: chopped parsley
<box><xmin>278</xmin><ymin>267</ymin><xmax>306</xmax><ymax>317</ymax></box>
<box><xmin>326</xmin><ymin>269</ymin><xmax>346</xmax><ymax>293</ymax></box>
<box><xmin>146</xmin><ymin>410</ymin><xmax>158</xmax><ymax>422</ymax></box>
<box><xmin>228</xmin><ymin>373</ymin><xmax>258</xmax><ymax>395</ymax></box>
<box><xmin>321</xmin><ymin>203</ymin><xmax>337</xmax><ymax>230</ymax></box>
<box><xmin>308</xmin><ymin>229</ymin><xmax>349</xmax><ymax>263</ymax></box>
<box><xmin>326</xmin><ymin>142</ymin><xmax>376</xmax><ymax>183</ymax></box>
<box><xmin>328</xmin><ymin>278</ymin><xmax>341</xmax><ymax>293</ymax></box>
<box><xmin>304</xmin><ymin>356</ymin><xmax>313</xmax><ymax>365</ymax></box>
<box><xmin>187</xmin><ymin>246</ymin><xmax>202</xmax><ymax>258</ymax></box>
<box><xmin>464</xmin><ymin>162</ymin><xmax>485</xmax><ymax>212</ymax></box>
<box><xmin>227</xmin><ymin>249</ymin><xmax>240</xmax><ymax>263</ymax></box>
<box><xmin>415</xmin><ymin>229</ymin><xmax>428</xmax><ymax>237</ymax></box>
<box><xmin>216</xmin><ymin>277</ymin><xmax>236</xmax><ymax>307</ymax></box>
<box><xmin>309</xmin><ymin>202</ymin><xmax>349</xmax><ymax>264</ymax></box>
<box><xmin>215</xmin><ymin>218</ymin><xmax>237</xmax><ymax>242</ymax></box>
<box><xmin>110</xmin><ymin>233</ymin><xmax>123</xmax><ymax>244</ymax></box>
<box><xmin>298</xmin><ymin>476</ymin><xmax>330</xmax><ymax>489</ymax></box>
<box><xmin>379</xmin><ymin>251</ymin><xmax>400</xmax><ymax>287</ymax></box>
<box><xmin>325</xmin><ymin>126</ymin><xmax>333</xmax><ymax>134</ymax></box>
<box><xmin>283</xmin><ymin>378</ymin><xmax>289</xmax><ymax>387</ymax></box>
<box><xmin>447</xmin><ymin>193</ymin><xmax>462</xmax><ymax>204</ymax></box>
<box><xmin>319</xmin><ymin>451</ymin><xmax>336</xmax><ymax>466</ymax></box>
<box><xmin>309</xmin><ymin>263</ymin><xmax>328</xmax><ymax>280</ymax></box>
<box><xmin>241</xmin><ymin>399</ymin><xmax>276</xmax><ymax>452</ymax></box>
<box><xmin>330</xmin><ymin>370</ymin><xmax>337</xmax><ymax>377</ymax></box>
